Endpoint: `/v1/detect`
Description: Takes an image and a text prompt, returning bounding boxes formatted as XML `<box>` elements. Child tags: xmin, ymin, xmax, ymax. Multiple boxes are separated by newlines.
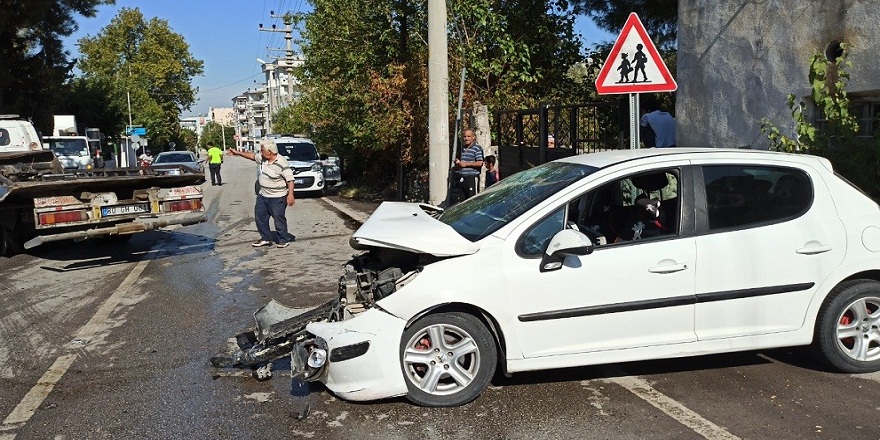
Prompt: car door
<box><xmin>693</xmin><ymin>161</ymin><xmax>847</xmax><ymax>340</ymax></box>
<box><xmin>503</xmin><ymin>164</ymin><xmax>698</xmax><ymax>359</ymax></box>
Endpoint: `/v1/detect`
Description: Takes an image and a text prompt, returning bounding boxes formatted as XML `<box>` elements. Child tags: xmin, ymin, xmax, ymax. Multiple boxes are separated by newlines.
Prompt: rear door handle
<box><xmin>796</xmin><ymin>242</ymin><xmax>833</xmax><ymax>255</ymax></box>
<box><xmin>648</xmin><ymin>261</ymin><xmax>688</xmax><ymax>274</ymax></box>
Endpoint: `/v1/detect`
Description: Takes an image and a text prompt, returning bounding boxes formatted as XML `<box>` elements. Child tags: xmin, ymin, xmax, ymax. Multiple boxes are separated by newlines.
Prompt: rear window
<box><xmin>703</xmin><ymin>165</ymin><xmax>813</xmax><ymax>230</ymax></box>
<box><xmin>155</xmin><ymin>153</ymin><xmax>195</xmax><ymax>163</ymax></box>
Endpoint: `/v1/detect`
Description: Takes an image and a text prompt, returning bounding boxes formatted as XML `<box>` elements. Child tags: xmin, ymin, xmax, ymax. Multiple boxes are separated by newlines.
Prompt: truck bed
<box><xmin>1</xmin><ymin>170</ymin><xmax>206</xmax><ymax>203</ymax></box>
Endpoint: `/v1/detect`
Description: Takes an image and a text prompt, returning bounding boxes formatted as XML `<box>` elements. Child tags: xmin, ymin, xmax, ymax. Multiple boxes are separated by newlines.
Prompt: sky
<box><xmin>61</xmin><ymin>0</ymin><xmax>614</xmax><ymax>117</ymax></box>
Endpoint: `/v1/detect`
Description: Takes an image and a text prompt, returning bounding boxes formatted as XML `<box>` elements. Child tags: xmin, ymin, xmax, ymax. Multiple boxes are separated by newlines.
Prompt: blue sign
<box><xmin>126</xmin><ymin>126</ymin><xmax>147</xmax><ymax>136</ymax></box>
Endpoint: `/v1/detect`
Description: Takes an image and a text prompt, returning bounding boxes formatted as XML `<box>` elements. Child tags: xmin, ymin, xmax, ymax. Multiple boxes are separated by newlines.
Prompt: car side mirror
<box><xmin>540</xmin><ymin>229</ymin><xmax>593</xmax><ymax>272</ymax></box>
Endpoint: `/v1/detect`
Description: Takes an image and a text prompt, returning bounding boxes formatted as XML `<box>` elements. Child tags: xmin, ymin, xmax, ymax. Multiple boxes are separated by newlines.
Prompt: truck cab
<box><xmin>43</xmin><ymin>136</ymin><xmax>95</xmax><ymax>170</ymax></box>
<box><xmin>0</xmin><ymin>115</ymin><xmax>43</xmax><ymax>152</ymax></box>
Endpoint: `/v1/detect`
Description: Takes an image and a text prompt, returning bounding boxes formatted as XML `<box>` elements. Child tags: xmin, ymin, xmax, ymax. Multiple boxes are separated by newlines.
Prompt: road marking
<box><xmin>607</xmin><ymin>372</ymin><xmax>741</xmax><ymax>440</ymax></box>
<box><xmin>0</xmin><ymin>257</ymin><xmax>152</xmax><ymax>438</ymax></box>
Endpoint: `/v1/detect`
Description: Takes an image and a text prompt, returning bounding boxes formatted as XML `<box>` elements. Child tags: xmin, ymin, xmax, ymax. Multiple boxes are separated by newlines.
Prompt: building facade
<box><xmin>676</xmin><ymin>0</ymin><xmax>879</xmax><ymax>148</ymax></box>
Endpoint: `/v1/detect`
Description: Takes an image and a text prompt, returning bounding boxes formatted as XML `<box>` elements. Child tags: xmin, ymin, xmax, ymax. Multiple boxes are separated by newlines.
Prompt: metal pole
<box><xmin>629</xmin><ymin>93</ymin><xmax>640</xmax><ymax>149</ymax></box>
<box><xmin>427</xmin><ymin>0</ymin><xmax>449</xmax><ymax>206</ymax></box>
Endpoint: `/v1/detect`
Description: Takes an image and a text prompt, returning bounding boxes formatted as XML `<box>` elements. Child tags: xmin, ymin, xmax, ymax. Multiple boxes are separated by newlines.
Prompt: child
<box><xmin>484</xmin><ymin>155</ymin><xmax>499</xmax><ymax>187</ymax></box>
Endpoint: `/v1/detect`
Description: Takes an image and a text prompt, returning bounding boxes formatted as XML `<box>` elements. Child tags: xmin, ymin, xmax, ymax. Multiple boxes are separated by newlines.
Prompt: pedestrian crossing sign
<box><xmin>595</xmin><ymin>13</ymin><xmax>677</xmax><ymax>94</ymax></box>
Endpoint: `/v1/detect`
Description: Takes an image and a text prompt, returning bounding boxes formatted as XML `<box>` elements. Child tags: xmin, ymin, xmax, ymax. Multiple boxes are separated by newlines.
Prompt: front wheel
<box><xmin>400</xmin><ymin>312</ymin><xmax>497</xmax><ymax>407</ymax></box>
<box><xmin>814</xmin><ymin>280</ymin><xmax>880</xmax><ymax>373</ymax></box>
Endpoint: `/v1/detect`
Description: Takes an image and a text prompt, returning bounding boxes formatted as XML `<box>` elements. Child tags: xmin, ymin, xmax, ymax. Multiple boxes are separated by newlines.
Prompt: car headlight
<box><xmin>307</xmin><ymin>348</ymin><xmax>327</xmax><ymax>368</ymax></box>
<box><xmin>310</xmin><ymin>163</ymin><xmax>323</xmax><ymax>173</ymax></box>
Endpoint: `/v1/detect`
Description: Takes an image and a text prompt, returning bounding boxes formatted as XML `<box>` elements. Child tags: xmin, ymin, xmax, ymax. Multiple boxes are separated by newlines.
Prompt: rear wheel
<box><xmin>400</xmin><ymin>312</ymin><xmax>496</xmax><ymax>407</ymax></box>
<box><xmin>814</xmin><ymin>280</ymin><xmax>880</xmax><ymax>373</ymax></box>
<box><xmin>0</xmin><ymin>225</ymin><xmax>22</xmax><ymax>257</ymax></box>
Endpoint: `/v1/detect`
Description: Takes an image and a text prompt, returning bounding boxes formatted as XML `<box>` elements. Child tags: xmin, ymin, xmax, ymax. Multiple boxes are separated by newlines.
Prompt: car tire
<box><xmin>399</xmin><ymin>312</ymin><xmax>497</xmax><ymax>407</ymax></box>
<box><xmin>814</xmin><ymin>279</ymin><xmax>880</xmax><ymax>373</ymax></box>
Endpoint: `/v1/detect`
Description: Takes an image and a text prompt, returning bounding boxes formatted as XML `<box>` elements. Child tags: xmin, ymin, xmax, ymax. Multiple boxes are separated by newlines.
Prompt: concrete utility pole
<box><xmin>427</xmin><ymin>0</ymin><xmax>449</xmax><ymax>206</ymax></box>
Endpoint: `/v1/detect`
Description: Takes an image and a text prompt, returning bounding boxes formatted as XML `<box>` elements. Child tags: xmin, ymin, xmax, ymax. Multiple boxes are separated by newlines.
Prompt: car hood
<box><xmin>350</xmin><ymin>202</ymin><xmax>479</xmax><ymax>257</ymax></box>
<box><xmin>289</xmin><ymin>160</ymin><xmax>317</xmax><ymax>168</ymax></box>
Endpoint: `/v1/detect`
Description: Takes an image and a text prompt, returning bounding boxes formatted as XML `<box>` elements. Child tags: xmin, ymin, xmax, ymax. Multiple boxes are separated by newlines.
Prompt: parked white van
<box><xmin>0</xmin><ymin>115</ymin><xmax>43</xmax><ymax>152</ymax></box>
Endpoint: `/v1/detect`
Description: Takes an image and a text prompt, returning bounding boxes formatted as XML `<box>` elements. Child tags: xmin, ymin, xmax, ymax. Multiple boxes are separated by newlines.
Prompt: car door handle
<box><xmin>648</xmin><ymin>261</ymin><xmax>688</xmax><ymax>274</ymax></box>
<box><xmin>796</xmin><ymin>242</ymin><xmax>833</xmax><ymax>255</ymax></box>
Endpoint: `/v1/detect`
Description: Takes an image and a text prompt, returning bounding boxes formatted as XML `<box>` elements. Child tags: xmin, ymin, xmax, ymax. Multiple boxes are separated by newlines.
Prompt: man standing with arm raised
<box><xmin>227</xmin><ymin>140</ymin><xmax>296</xmax><ymax>248</ymax></box>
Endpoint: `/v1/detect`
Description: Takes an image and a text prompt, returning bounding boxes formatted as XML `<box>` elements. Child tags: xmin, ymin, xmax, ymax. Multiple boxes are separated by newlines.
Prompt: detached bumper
<box><xmin>299</xmin><ymin>308</ymin><xmax>408</xmax><ymax>402</ymax></box>
<box><xmin>24</xmin><ymin>211</ymin><xmax>207</xmax><ymax>249</ymax></box>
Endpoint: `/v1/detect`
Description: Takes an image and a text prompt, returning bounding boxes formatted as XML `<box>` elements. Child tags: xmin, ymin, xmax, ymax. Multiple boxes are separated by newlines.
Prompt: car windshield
<box><xmin>155</xmin><ymin>153</ymin><xmax>194</xmax><ymax>163</ymax></box>
<box><xmin>47</xmin><ymin>139</ymin><xmax>88</xmax><ymax>156</ymax></box>
<box><xmin>277</xmin><ymin>142</ymin><xmax>319</xmax><ymax>162</ymax></box>
<box><xmin>438</xmin><ymin>162</ymin><xmax>597</xmax><ymax>241</ymax></box>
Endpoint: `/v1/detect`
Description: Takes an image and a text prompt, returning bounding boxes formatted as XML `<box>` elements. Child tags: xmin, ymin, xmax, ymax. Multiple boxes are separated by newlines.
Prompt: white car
<box><xmin>219</xmin><ymin>148</ymin><xmax>880</xmax><ymax>407</ymax></box>
<box><xmin>273</xmin><ymin>136</ymin><xmax>326</xmax><ymax>196</ymax></box>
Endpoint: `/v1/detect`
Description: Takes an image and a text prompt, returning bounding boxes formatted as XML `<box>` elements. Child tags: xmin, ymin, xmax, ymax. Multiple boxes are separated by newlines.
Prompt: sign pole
<box><xmin>630</xmin><ymin>93</ymin><xmax>640</xmax><ymax>149</ymax></box>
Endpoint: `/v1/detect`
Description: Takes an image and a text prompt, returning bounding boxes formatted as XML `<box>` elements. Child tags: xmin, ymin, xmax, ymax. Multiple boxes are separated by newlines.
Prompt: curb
<box><xmin>321</xmin><ymin>197</ymin><xmax>371</xmax><ymax>226</ymax></box>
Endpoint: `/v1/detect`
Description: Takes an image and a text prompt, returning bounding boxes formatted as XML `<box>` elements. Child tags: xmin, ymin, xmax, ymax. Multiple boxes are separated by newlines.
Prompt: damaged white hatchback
<box><xmin>212</xmin><ymin>147</ymin><xmax>880</xmax><ymax>407</ymax></box>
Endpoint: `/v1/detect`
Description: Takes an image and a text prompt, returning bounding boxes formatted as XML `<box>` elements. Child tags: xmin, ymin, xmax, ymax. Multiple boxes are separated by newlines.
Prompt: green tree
<box><xmin>571</xmin><ymin>0</ymin><xmax>678</xmax><ymax>50</ymax></box>
<box><xmin>280</xmin><ymin>0</ymin><xmax>585</xmax><ymax>188</ymax></box>
<box><xmin>0</xmin><ymin>0</ymin><xmax>111</xmax><ymax>131</ymax></box>
<box><xmin>76</xmin><ymin>7</ymin><xmax>204</xmax><ymax>150</ymax></box>
<box><xmin>198</xmin><ymin>121</ymin><xmax>235</xmax><ymax>151</ymax></box>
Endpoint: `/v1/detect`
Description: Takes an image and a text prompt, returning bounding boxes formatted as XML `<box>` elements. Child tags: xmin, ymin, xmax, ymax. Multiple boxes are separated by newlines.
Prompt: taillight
<box><xmin>38</xmin><ymin>210</ymin><xmax>89</xmax><ymax>226</ymax></box>
<box><xmin>163</xmin><ymin>199</ymin><xmax>202</xmax><ymax>212</ymax></box>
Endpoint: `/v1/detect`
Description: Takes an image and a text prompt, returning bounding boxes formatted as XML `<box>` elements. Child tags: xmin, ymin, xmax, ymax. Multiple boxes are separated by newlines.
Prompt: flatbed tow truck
<box><xmin>0</xmin><ymin>149</ymin><xmax>206</xmax><ymax>255</ymax></box>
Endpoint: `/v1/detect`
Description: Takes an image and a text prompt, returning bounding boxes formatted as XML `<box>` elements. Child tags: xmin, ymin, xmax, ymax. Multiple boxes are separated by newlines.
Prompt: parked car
<box><xmin>274</xmin><ymin>136</ymin><xmax>326</xmax><ymax>196</ymax></box>
<box><xmin>151</xmin><ymin>151</ymin><xmax>204</xmax><ymax>174</ymax></box>
<box><xmin>223</xmin><ymin>147</ymin><xmax>880</xmax><ymax>407</ymax></box>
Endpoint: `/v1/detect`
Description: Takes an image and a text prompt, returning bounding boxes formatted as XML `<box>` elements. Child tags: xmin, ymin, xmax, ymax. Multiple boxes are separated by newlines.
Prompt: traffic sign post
<box><xmin>595</xmin><ymin>13</ymin><xmax>677</xmax><ymax>149</ymax></box>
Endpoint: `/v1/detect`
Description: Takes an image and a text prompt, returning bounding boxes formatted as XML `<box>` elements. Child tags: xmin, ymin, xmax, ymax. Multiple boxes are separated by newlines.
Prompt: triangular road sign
<box><xmin>595</xmin><ymin>13</ymin><xmax>677</xmax><ymax>94</ymax></box>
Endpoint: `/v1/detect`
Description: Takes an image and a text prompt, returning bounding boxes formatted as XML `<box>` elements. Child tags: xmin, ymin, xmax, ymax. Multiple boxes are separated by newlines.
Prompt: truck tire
<box><xmin>0</xmin><ymin>226</ymin><xmax>22</xmax><ymax>257</ymax></box>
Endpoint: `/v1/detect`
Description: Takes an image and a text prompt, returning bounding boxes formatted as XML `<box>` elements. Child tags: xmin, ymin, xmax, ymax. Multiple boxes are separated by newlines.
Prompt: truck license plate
<box><xmin>101</xmin><ymin>204</ymin><xmax>150</xmax><ymax>217</ymax></box>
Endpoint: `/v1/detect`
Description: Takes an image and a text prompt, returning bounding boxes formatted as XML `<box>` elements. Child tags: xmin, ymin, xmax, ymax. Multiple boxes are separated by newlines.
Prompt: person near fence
<box><xmin>547</xmin><ymin>135</ymin><xmax>556</xmax><ymax>149</ymax></box>
<box><xmin>640</xmin><ymin>100</ymin><xmax>677</xmax><ymax>148</ymax></box>
<box><xmin>454</xmin><ymin>129</ymin><xmax>484</xmax><ymax>200</ymax></box>
<box><xmin>485</xmin><ymin>155</ymin><xmax>499</xmax><ymax>187</ymax></box>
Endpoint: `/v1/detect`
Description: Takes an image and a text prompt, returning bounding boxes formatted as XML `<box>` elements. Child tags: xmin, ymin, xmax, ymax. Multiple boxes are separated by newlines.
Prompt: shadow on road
<box><xmin>30</xmin><ymin>230</ymin><xmax>216</xmax><ymax>270</ymax></box>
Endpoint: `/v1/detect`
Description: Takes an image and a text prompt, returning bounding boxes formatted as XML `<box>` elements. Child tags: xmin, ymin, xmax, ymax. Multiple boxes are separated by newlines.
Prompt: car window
<box><xmin>517</xmin><ymin>207</ymin><xmax>566</xmax><ymax>256</ymax></box>
<box><xmin>47</xmin><ymin>139</ymin><xmax>89</xmax><ymax>155</ymax></box>
<box><xmin>0</xmin><ymin>129</ymin><xmax>9</xmax><ymax>146</ymax></box>
<box><xmin>277</xmin><ymin>142</ymin><xmax>319</xmax><ymax>162</ymax></box>
<box><xmin>517</xmin><ymin>168</ymin><xmax>681</xmax><ymax>257</ymax></box>
<box><xmin>439</xmin><ymin>162</ymin><xmax>597</xmax><ymax>242</ymax></box>
<box><xmin>702</xmin><ymin>165</ymin><xmax>812</xmax><ymax>230</ymax></box>
<box><xmin>155</xmin><ymin>153</ymin><xmax>194</xmax><ymax>163</ymax></box>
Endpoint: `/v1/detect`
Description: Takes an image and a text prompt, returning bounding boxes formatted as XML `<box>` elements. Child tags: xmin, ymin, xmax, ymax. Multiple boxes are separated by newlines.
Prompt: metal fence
<box><xmin>494</xmin><ymin>100</ymin><xmax>627</xmax><ymax>178</ymax></box>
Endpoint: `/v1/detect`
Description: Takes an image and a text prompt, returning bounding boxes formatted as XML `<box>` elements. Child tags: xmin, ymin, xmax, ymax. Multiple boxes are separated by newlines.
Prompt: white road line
<box><xmin>608</xmin><ymin>373</ymin><xmax>741</xmax><ymax>440</ymax></box>
<box><xmin>0</xmin><ymin>257</ymin><xmax>152</xmax><ymax>438</ymax></box>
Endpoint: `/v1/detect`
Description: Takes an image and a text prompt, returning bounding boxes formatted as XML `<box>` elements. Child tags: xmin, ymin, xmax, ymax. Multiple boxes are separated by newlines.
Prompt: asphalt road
<box><xmin>2</xmin><ymin>157</ymin><xmax>880</xmax><ymax>439</ymax></box>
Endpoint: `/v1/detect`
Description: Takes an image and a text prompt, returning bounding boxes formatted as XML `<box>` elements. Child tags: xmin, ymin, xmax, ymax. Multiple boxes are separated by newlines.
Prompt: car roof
<box><xmin>558</xmin><ymin>147</ymin><xmax>829</xmax><ymax>170</ymax></box>
<box><xmin>272</xmin><ymin>137</ymin><xmax>315</xmax><ymax>143</ymax></box>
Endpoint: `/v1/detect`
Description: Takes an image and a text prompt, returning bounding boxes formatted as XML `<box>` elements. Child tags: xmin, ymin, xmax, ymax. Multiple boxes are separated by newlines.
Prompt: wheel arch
<box><xmin>405</xmin><ymin>302</ymin><xmax>510</xmax><ymax>375</ymax></box>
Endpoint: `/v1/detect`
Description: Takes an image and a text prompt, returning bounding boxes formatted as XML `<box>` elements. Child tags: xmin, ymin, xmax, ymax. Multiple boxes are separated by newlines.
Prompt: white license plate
<box><xmin>101</xmin><ymin>204</ymin><xmax>150</xmax><ymax>217</ymax></box>
<box><xmin>294</xmin><ymin>178</ymin><xmax>305</xmax><ymax>185</ymax></box>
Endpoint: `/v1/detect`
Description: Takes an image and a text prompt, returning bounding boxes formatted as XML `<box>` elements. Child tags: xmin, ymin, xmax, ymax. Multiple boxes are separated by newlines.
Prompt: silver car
<box><xmin>151</xmin><ymin>151</ymin><xmax>204</xmax><ymax>175</ymax></box>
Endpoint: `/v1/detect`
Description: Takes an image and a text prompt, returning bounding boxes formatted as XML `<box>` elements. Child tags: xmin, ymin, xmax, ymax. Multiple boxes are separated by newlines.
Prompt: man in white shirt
<box><xmin>640</xmin><ymin>102</ymin><xmax>677</xmax><ymax>148</ymax></box>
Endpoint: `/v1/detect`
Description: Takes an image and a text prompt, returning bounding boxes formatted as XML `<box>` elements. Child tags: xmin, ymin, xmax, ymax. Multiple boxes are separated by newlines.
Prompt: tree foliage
<box><xmin>571</xmin><ymin>0</ymin><xmax>678</xmax><ymax>50</ymax></box>
<box><xmin>0</xmin><ymin>0</ymin><xmax>111</xmax><ymax>131</ymax></box>
<box><xmin>280</xmin><ymin>0</ymin><xmax>587</xmax><ymax>187</ymax></box>
<box><xmin>762</xmin><ymin>44</ymin><xmax>880</xmax><ymax>198</ymax></box>
<box><xmin>76</xmin><ymin>8</ymin><xmax>204</xmax><ymax>151</ymax></box>
<box><xmin>198</xmin><ymin>121</ymin><xmax>236</xmax><ymax>151</ymax></box>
